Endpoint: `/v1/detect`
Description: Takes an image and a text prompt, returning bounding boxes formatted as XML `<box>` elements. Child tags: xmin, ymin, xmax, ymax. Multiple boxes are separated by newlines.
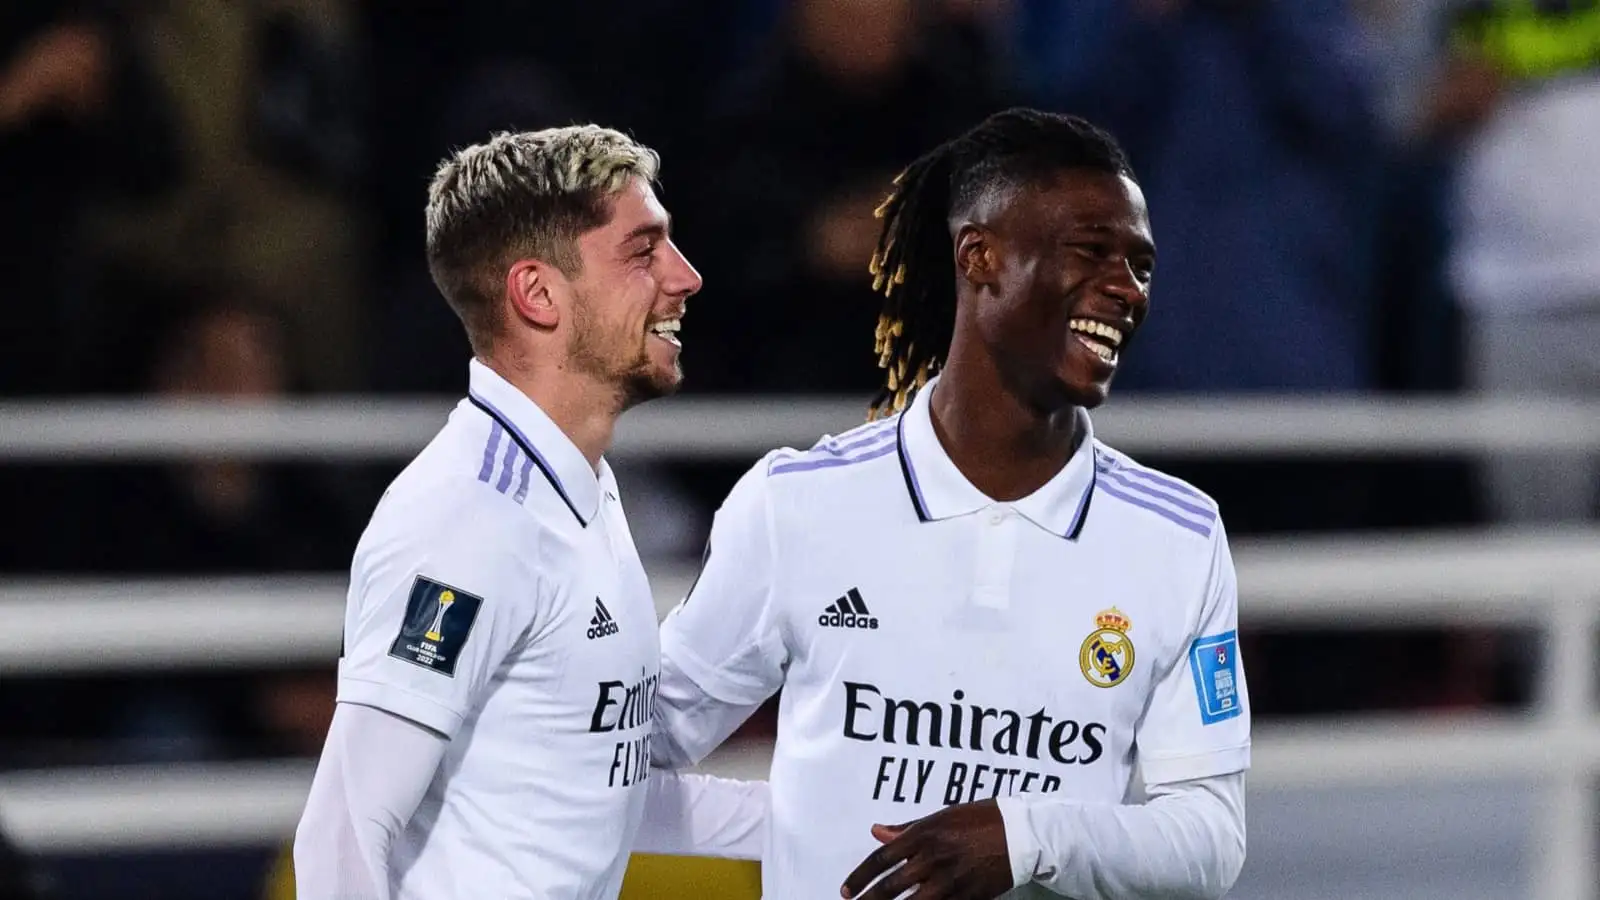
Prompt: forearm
<box><xmin>294</xmin><ymin>703</ymin><xmax>447</xmax><ymax>899</ymax></box>
<box><xmin>633</xmin><ymin>770</ymin><xmax>768</xmax><ymax>860</ymax></box>
<box><xmin>996</xmin><ymin>772</ymin><xmax>1246</xmax><ymax>899</ymax></box>
<box><xmin>652</xmin><ymin>651</ymin><xmax>768</xmax><ymax>769</ymax></box>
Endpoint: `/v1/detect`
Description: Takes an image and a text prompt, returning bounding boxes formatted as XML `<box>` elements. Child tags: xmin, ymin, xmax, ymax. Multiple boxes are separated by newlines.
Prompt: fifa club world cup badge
<box><xmin>389</xmin><ymin>576</ymin><xmax>483</xmax><ymax>677</ymax></box>
<box><xmin>1079</xmin><ymin>608</ymin><xmax>1135</xmax><ymax>688</ymax></box>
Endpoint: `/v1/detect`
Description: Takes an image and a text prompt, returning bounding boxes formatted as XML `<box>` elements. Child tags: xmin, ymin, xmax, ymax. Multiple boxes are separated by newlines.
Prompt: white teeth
<box><xmin>649</xmin><ymin>319</ymin><xmax>681</xmax><ymax>335</ymax></box>
<box><xmin>1076</xmin><ymin>334</ymin><xmax>1116</xmax><ymax>363</ymax></box>
<box><xmin>1068</xmin><ymin>318</ymin><xmax>1123</xmax><ymax>348</ymax></box>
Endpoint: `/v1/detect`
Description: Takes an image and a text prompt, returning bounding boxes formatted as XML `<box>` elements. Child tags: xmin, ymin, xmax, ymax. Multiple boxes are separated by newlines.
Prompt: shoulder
<box><xmin>763</xmin><ymin>414</ymin><xmax>903</xmax><ymax>482</ymax></box>
<box><xmin>363</xmin><ymin>440</ymin><xmax>550</xmax><ymax>573</ymax></box>
<box><xmin>710</xmin><ymin>415</ymin><xmax>904</xmax><ymax>528</ymax></box>
<box><xmin>1090</xmin><ymin>440</ymin><xmax>1222</xmax><ymax>542</ymax></box>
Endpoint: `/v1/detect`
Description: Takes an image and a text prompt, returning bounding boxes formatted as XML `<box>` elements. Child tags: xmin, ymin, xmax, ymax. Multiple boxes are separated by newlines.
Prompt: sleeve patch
<box><xmin>388</xmin><ymin>576</ymin><xmax>483</xmax><ymax>677</ymax></box>
<box><xmin>1188</xmin><ymin>631</ymin><xmax>1242</xmax><ymax>725</ymax></box>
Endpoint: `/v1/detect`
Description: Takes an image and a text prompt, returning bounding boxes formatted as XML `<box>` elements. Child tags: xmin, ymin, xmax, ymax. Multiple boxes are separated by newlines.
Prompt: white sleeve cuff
<box><xmin>993</xmin><ymin>774</ymin><xmax>1247</xmax><ymax>899</ymax></box>
<box><xmin>995</xmin><ymin>794</ymin><xmax>1043</xmax><ymax>889</ymax></box>
<box><xmin>1140</xmin><ymin>743</ymin><xmax>1250</xmax><ymax>787</ymax></box>
<box><xmin>338</xmin><ymin>677</ymin><xmax>465</xmax><ymax>739</ymax></box>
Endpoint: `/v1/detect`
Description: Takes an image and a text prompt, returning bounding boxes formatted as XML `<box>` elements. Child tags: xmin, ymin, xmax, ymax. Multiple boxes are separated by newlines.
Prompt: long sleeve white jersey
<box><xmin>654</xmin><ymin>377</ymin><xmax>1250</xmax><ymax>899</ymax></box>
<box><xmin>295</xmin><ymin>359</ymin><xmax>765</xmax><ymax>900</ymax></box>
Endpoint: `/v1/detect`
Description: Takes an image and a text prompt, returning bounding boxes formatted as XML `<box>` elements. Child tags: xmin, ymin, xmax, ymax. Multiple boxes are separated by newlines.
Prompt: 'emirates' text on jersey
<box><xmin>656</xmin><ymin>378</ymin><xmax>1251</xmax><ymax>899</ymax></box>
<box><xmin>337</xmin><ymin>360</ymin><xmax>659</xmax><ymax>899</ymax></box>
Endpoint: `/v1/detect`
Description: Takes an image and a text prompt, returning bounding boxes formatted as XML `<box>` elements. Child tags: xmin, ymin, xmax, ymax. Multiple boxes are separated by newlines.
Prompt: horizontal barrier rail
<box><xmin>4</xmin><ymin>394</ymin><xmax>1600</xmax><ymax>460</ymax></box>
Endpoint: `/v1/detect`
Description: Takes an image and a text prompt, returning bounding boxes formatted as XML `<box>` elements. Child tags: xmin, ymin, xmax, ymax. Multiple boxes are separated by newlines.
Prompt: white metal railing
<box><xmin>3</xmin><ymin>396</ymin><xmax>1600</xmax><ymax>897</ymax></box>
<box><xmin>4</xmin><ymin>394</ymin><xmax>1600</xmax><ymax>459</ymax></box>
<box><xmin>1</xmin><ymin>530</ymin><xmax>1599</xmax><ymax>897</ymax></box>
<box><xmin>4</xmin><ymin>528</ymin><xmax>1599</xmax><ymax>672</ymax></box>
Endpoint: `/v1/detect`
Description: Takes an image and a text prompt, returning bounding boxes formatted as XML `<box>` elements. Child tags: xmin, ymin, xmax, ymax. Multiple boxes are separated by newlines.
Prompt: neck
<box><xmin>480</xmin><ymin>348</ymin><xmax>619</xmax><ymax>472</ymax></box>
<box><xmin>928</xmin><ymin>340</ymin><xmax>1084</xmax><ymax>503</ymax></box>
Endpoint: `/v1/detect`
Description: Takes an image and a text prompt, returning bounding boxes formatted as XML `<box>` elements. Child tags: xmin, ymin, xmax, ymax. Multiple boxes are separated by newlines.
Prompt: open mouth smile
<box><xmin>1068</xmin><ymin>318</ymin><xmax>1124</xmax><ymax>365</ymax></box>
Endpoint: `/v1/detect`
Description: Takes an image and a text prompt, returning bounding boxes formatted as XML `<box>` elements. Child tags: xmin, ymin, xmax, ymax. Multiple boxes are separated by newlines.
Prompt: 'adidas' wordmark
<box><xmin>818</xmin><ymin>588</ymin><xmax>878</xmax><ymax>630</ymax></box>
<box><xmin>587</xmin><ymin>597</ymin><xmax>619</xmax><ymax>640</ymax></box>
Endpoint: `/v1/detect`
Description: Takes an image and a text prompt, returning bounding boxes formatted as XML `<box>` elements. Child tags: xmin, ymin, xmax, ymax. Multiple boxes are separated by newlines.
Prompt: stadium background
<box><xmin>1</xmin><ymin>0</ymin><xmax>1598</xmax><ymax>897</ymax></box>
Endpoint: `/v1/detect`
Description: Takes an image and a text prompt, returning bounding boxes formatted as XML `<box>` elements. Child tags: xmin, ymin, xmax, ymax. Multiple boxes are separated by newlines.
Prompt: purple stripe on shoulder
<box><xmin>1111</xmin><ymin>461</ymin><xmax>1207</xmax><ymax>502</ymax></box>
<box><xmin>479</xmin><ymin>421</ymin><xmax>503</xmax><ymax>483</ymax></box>
<box><xmin>770</xmin><ymin>439</ymin><xmax>897</xmax><ymax>476</ymax></box>
<box><xmin>513</xmin><ymin>453</ymin><xmax>536</xmax><ymax>503</ymax></box>
<box><xmin>1096</xmin><ymin>480</ymin><xmax>1213</xmax><ymax>537</ymax></box>
<box><xmin>821</xmin><ymin>419</ymin><xmax>897</xmax><ymax>456</ymax></box>
<box><xmin>1097</xmin><ymin>468</ymin><xmax>1215</xmax><ymax>521</ymax></box>
<box><xmin>495</xmin><ymin>437</ymin><xmax>519</xmax><ymax>494</ymax></box>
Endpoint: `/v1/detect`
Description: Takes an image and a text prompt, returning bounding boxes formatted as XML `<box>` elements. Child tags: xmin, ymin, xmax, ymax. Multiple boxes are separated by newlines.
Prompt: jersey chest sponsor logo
<box><xmin>818</xmin><ymin>587</ymin><xmax>878</xmax><ymax>630</ymax></box>
<box><xmin>588</xmin><ymin>670</ymin><xmax>657</xmax><ymax>789</ymax></box>
<box><xmin>842</xmin><ymin>681</ymin><xmax>1108</xmax><ymax>808</ymax></box>
<box><xmin>387</xmin><ymin>576</ymin><xmax>483</xmax><ymax>677</ymax></box>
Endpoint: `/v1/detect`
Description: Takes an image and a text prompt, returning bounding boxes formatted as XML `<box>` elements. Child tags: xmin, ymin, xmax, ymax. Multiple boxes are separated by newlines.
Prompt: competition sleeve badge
<box><xmin>1189</xmin><ymin>631</ymin><xmax>1242</xmax><ymax>724</ymax></box>
<box><xmin>1079</xmin><ymin>608</ymin><xmax>1135</xmax><ymax>688</ymax></box>
<box><xmin>388</xmin><ymin>576</ymin><xmax>483</xmax><ymax>677</ymax></box>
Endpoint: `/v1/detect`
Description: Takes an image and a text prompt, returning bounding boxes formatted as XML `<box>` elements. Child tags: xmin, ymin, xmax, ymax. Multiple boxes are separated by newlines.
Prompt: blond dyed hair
<box><xmin>424</xmin><ymin>126</ymin><xmax>662</xmax><ymax>353</ymax></box>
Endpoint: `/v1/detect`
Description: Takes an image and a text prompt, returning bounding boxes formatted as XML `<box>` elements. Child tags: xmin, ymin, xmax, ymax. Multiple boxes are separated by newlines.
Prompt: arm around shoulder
<box><xmin>655</xmin><ymin>457</ymin><xmax>789</xmax><ymax>767</ymax></box>
<box><xmin>633</xmin><ymin>770</ymin><xmax>769</xmax><ymax>860</ymax></box>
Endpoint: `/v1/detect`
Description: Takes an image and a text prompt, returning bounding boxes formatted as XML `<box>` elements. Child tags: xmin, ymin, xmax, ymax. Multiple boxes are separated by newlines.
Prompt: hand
<box><xmin>841</xmin><ymin>800</ymin><xmax>1015</xmax><ymax>900</ymax></box>
<box><xmin>806</xmin><ymin>178</ymin><xmax>894</xmax><ymax>280</ymax></box>
<box><xmin>0</xmin><ymin>23</ymin><xmax>109</xmax><ymax>127</ymax></box>
<box><xmin>1422</xmin><ymin>53</ymin><xmax>1505</xmax><ymax>138</ymax></box>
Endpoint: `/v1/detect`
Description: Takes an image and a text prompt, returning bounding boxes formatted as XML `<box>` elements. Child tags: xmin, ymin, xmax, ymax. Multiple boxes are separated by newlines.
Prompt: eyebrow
<box><xmin>621</xmin><ymin>216</ymin><xmax>671</xmax><ymax>245</ymax></box>
<box><xmin>1071</xmin><ymin>222</ymin><xmax>1156</xmax><ymax>259</ymax></box>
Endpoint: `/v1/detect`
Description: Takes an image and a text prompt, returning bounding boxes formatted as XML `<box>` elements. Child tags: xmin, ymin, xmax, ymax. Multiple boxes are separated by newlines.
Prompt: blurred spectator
<box><xmin>1001</xmin><ymin>0</ymin><xmax>1390</xmax><ymax>536</ymax></box>
<box><xmin>91</xmin><ymin>0</ymin><xmax>370</xmax><ymax>392</ymax></box>
<box><xmin>1354</xmin><ymin>0</ymin><xmax>1467</xmax><ymax>397</ymax></box>
<box><xmin>0</xmin><ymin>0</ymin><xmax>181</xmax><ymax>580</ymax></box>
<box><xmin>1425</xmin><ymin>0</ymin><xmax>1600</xmax><ymax>522</ymax></box>
<box><xmin>88</xmin><ymin>293</ymin><xmax>364</xmax><ymax>574</ymax></box>
<box><xmin>681</xmin><ymin>0</ymin><xmax>1012</xmax><ymax>394</ymax></box>
<box><xmin>357</xmin><ymin>0</ymin><xmax>771</xmax><ymax>395</ymax></box>
<box><xmin>1010</xmin><ymin>0</ymin><xmax>1385</xmax><ymax>393</ymax></box>
<box><xmin>0</xmin><ymin>0</ymin><xmax>179</xmax><ymax>397</ymax></box>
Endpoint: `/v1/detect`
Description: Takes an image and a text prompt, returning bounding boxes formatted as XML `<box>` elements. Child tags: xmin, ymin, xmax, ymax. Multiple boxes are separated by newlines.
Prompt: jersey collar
<box><xmin>465</xmin><ymin>358</ymin><xmax>601</xmax><ymax>527</ymax></box>
<box><xmin>895</xmin><ymin>375</ymin><xmax>1096</xmax><ymax>540</ymax></box>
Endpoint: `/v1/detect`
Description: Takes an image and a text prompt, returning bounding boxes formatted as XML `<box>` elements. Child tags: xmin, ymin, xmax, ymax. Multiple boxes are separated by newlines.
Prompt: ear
<box><xmin>506</xmin><ymin>259</ymin><xmax>562</xmax><ymax>330</ymax></box>
<box><xmin>954</xmin><ymin>223</ymin><xmax>999</xmax><ymax>291</ymax></box>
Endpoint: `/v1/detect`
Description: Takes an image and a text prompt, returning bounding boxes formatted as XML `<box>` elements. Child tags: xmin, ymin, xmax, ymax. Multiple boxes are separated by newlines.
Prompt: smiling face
<box><xmin>955</xmin><ymin>168</ymin><xmax>1154</xmax><ymax>412</ymax></box>
<box><xmin>563</xmin><ymin>177</ymin><xmax>702</xmax><ymax>407</ymax></box>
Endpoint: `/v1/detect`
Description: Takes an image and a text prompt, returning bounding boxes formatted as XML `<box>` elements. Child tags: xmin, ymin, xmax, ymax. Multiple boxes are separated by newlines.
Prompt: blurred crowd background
<box><xmin>0</xmin><ymin>0</ymin><xmax>1597</xmax><ymax>897</ymax></box>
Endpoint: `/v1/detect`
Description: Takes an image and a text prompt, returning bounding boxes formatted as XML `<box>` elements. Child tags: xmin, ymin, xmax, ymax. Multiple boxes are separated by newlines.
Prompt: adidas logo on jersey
<box><xmin>819</xmin><ymin>588</ymin><xmax>878</xmax><ymax>630</ymax></box>
<box><xmin>587</xmin><ymin>597</ymin><xmax>619</xmax><ymax>639</ymax></box>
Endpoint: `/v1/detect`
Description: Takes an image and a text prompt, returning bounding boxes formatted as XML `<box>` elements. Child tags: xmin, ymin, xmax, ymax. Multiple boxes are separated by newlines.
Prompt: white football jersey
<box><xmin>655</xmin><ymin>377</ymin><xmax>1250</xmax><ymax>899</ymax></box>
<box><xmin>336</xmin><ymin>359</ymin><xmax>661</xmax><ymax>900</ymax></box>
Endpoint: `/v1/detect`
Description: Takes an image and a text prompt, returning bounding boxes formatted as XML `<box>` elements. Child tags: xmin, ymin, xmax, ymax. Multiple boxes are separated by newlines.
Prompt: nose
<box><xmin>1098</xmin><ymin>260</ymin><xmax>1147</xmax><ymax>314</ymax></box>
<box><xmin>661</xmin><ymin>239</ymin><xmax>703</xmax><ymax>299</ymax></box>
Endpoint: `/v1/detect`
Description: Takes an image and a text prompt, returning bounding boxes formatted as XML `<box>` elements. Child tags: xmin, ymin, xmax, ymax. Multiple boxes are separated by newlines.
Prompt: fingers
<box><xmin>841</xmin><ymin>833</ymin><xmax>919</xmax><ymax>898</ymax></box>
<box><xmin>871</xmin><ymin>823</ymin><xmax>908</xmax><ymax>844</ymax></box>
<box><xmin>850</xmin><ymin>855</ymin><xmax>938</xmax><ymax>900</ymax></box>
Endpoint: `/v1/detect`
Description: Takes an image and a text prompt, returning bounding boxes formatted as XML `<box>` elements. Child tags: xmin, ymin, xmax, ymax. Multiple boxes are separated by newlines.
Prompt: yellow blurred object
<box><xmin>264</xmin><ymin>842</ymin><xmax>294</xmax><ymax>900</ymax></box>
<box><xmin>620</xmin><ymin>855</ymin><xmax>762</xmax><ymax>900</ymax></box>
<box><xmin>261</xmin><ymin>843</ymin><xmax>760</xmax><ymax>899</ymax></box>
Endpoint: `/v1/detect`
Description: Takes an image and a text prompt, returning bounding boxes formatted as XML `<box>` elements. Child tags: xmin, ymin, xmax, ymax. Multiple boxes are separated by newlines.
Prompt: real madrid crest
<box><xmin>1079</xmin><ymin>607</ymin><xmax>1135</xmax><ymax>688</ymax></box>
